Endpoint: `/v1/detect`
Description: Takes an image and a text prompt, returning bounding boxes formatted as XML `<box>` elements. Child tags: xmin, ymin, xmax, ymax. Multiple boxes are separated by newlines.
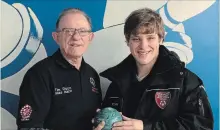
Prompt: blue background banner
<box><xmin>1</xmin><ymin>0</ymin><xmax>219</xmax><ymax>129</ymax></box>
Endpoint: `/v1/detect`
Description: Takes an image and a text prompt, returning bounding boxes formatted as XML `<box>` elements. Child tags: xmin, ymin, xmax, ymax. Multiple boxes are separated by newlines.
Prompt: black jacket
<box><xmin>100</xmin><ymin>45</ymin><xmax>214</xmax><ymax>130</ymax></box>
<box><xmin>17</xmin><ymin>50</ymin><xmax>102</xmax><ymax>130</ymax></box>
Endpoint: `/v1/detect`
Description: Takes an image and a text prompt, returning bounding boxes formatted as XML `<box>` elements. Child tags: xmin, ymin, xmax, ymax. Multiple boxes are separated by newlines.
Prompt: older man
<box><xmin>17</xmin><ymin>8</ymin><xmax>102</xmax><ymax>130</ymax></box>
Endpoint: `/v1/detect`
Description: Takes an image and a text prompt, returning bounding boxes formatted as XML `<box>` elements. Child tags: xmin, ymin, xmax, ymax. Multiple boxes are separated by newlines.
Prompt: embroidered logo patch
<box><xmin>92</xmin><ymin>87</ymin><xmax>99</xmax><ymax>93</ymax></box>
<box><xmin>155</xmin><ymin>91</ymin><xmax>171</xmax><ymax>109</ymax></box>
<box><xmin>90</xmin><ymin>77</ymin><xmax>96</xmax><ymax>87</ymax></box>
<box><xmin>90</xmin><ymin>77</ymin><xmax>99</xmax><ymax>93</ymax></box>
<box><xmin>20</xmin><ymin>104</ymin><xmax>32</xmax><ymax>121</ymax></box>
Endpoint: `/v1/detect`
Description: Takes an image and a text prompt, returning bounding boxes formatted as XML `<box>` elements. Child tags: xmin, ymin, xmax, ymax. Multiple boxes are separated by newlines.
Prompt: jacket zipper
<box><xmin>134</xmin><ymin>89</ymin><xmax>148</xmax><ymax>118</ymax></box>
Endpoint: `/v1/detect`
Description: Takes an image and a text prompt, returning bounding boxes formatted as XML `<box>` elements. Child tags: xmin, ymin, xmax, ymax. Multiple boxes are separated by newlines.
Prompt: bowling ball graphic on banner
<box><xmin>94</xmin><ymin>107</ymin><xmax>122</xmax><ymax>130</ymax></box>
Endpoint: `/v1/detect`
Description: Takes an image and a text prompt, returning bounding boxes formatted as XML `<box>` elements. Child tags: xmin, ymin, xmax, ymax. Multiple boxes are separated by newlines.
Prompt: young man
<box><xmin>17</xmin><ymin>8</ymin><xmax>102</xmax><ymax>130</ymax></box>
<box><xmin>97</xmin><ymin>8</ymin><xmax>214</xmax><ymax>130</ymax></box>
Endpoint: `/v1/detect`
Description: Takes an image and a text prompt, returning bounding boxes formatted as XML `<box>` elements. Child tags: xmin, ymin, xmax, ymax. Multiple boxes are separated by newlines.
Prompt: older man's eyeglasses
<box><xmin>57</xmin><ymin>28</ymin><xmax>91</xmax><ymax>37</ymax></box>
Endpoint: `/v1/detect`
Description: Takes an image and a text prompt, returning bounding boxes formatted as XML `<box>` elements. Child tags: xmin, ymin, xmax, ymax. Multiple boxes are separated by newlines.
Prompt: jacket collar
<box><xmin>52</xmin><ymin>49</ymin><xmax>86</xmax><ymax>71</ymax></box>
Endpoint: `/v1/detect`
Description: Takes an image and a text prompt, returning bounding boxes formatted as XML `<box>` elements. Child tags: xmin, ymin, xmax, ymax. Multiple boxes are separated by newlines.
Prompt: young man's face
<box><xmin>128</xmin><ymin>31</ymin><xmax>162</xmax><ymax>66</ymax></box>
<box><xmin>52</xmin><ymin>13</ymin><xmax>94</xmax><ymax>59</ymax></box>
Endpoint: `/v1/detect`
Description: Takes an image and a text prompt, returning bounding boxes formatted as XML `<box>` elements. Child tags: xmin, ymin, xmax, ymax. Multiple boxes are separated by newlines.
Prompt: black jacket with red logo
<box><xmin>17</xmin><ymin>50</ymin><xmax>102</xmax><ymax>130</ymax></box>
<box><xmin>100</xmin><ymin>45</ymin><xmax>214</xmax><ymax>130</ymax></box>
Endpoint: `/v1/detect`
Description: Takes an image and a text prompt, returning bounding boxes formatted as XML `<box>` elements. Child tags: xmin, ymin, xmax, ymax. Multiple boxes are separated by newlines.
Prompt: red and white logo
<box><xmin>155</xmin><ymin>92</ymin><xmax>171</xmax><ymax>109</ymax></box>
<box><xmin>20</xmin><ymin>104</ymin><xmax>32</xmax><ymax>121</ymax></box>
<box><xmin>90</xmin><ymin>77</ymin><xmax>99</xmax><ymax>93</ymax></box>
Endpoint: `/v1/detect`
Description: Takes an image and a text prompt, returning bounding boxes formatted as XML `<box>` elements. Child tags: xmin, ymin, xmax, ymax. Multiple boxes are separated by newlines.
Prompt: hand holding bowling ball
<box><xmin>94</xmin><ymin>107</ymin><xmax>122</xmax><ymax>130</ymax></box>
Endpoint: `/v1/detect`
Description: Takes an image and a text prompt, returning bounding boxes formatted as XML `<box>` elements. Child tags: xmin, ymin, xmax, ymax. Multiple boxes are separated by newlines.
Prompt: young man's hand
<box><xmin>112</xmin><ymin>115</ymin><xmax>143</xmax><ymax>130</ymax></box>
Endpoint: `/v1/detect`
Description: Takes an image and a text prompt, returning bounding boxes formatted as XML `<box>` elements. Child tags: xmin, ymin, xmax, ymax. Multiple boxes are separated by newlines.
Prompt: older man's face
<box><xmin>53</xmin><ymin>13</ymin><xmax>93</xmax><ymax>59</ymax></box>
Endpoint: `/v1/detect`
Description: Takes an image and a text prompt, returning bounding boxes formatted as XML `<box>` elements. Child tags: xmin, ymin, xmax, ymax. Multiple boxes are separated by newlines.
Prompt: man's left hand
<box><xmin>112</xmin><ymin>115</ymin><xmax>143</xmax><ymax>130</ymax></box>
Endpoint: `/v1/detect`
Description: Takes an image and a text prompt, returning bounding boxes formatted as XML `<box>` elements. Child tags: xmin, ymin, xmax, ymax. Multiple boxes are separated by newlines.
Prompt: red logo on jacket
<box><xmin>20</xmin><ymin>104</ymin><xmax>32</xmax><ymax>121</ymax></box>
<box><xmin>155</xmin><ymin>91</ymin><xmax>171</xmax><ymax>109</ymax></box>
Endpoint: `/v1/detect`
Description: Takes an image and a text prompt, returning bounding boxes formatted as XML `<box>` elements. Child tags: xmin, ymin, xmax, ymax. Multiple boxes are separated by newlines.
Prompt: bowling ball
<box><xmin>94</xmin><ymin>107</ymin><xmax>122</xmax><ymax>130</ymax></box>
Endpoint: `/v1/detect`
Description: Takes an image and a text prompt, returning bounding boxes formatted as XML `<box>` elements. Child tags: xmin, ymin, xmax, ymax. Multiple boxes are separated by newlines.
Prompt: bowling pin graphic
<box><xmin>159</xmin><ymin>0</ymin><xmax>216</xmax><ymax>64</ymax></box>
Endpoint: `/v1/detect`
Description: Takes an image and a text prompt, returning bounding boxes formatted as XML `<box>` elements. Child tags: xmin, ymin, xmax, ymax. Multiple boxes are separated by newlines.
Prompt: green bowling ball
<box><xmin>94</xmin><ymin>107</ymin><xmax>122</xmax><ymax>130</ymax></box>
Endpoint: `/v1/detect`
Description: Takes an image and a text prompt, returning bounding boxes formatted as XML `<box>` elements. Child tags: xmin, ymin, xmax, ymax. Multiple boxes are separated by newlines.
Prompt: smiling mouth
<box><xmin>69</xmin><ymin>44</ymin><xmax>81</xmax><ymax>47</ymax></box>
<box><xmin>137</xmin><ymin>51</ymin><xmax>151</xmax><ymax>55</ymax></box>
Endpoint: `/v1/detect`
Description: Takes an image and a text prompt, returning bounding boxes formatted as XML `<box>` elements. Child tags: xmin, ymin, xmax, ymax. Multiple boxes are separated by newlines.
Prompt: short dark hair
<box><xmin>124</xmin><ymin>8</ymin><xmax>165</xmax><ymax>41</ymax></box>
<box><xmin>55</xmin><ymin>8</ymin><xmax>92</xmax><ymax>30</ymax></box>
